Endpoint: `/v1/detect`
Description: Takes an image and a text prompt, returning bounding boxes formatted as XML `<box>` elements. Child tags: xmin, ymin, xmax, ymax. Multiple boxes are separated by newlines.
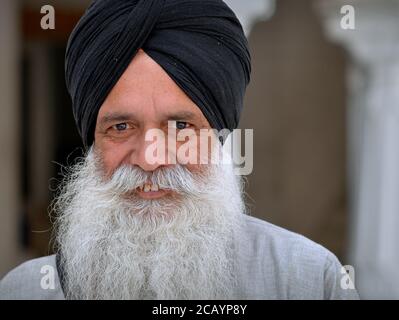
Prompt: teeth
<box><xmin>140</xmin><ymin>183</ymin><xmax>160</xmax><ymax>192</ymax></box>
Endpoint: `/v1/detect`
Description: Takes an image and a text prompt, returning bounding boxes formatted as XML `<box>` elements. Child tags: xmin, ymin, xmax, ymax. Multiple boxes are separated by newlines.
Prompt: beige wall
<box><xmin>241</xmin><ymin>0</ymin><xmax>348</xmax><ymax>258</ymax></box>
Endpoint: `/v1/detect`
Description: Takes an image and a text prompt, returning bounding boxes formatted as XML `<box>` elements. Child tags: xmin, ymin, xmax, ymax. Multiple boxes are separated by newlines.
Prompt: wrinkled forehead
<box><xmin>96</xmin><ymin>49</ymin><xmax>210</xmax><ymax>128</ymax></box>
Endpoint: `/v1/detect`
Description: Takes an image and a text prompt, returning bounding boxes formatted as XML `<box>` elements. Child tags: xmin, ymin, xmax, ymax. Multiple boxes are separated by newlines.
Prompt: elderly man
<box><xmin>1</xmin><ymin>0</ymin><xmax>358</xmax><ymax>300</ymax></box>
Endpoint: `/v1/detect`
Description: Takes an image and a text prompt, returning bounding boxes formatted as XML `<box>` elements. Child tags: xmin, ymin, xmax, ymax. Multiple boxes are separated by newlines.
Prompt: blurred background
<box><xmin>0</xmin><ymin>0</ymin><xmax>398</xmax><ymax>299</ymax></box>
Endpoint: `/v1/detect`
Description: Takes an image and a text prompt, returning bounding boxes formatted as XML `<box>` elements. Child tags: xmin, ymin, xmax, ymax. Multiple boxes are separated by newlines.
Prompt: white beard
<box><xmin>53</xmin><ymin>147</ymin><xmax>245</xmax><ymax>300</ymax></box>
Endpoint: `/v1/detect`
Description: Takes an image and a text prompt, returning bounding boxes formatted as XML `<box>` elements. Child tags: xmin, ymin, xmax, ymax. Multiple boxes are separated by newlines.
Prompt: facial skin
<box><xmin>94</xmin><ymin>49</ymin><xmax>213</xmax><ymax>199</ymax></box>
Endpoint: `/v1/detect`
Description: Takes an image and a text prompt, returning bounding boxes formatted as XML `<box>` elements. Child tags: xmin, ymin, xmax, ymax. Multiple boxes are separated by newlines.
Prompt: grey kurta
<box><xmin>0</xmin><ymin>215</ymin><xmax>359</xmax><ymax>300</ymax></box>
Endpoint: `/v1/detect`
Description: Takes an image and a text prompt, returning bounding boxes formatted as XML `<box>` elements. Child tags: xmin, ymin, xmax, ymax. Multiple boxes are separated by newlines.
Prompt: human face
<box><xmin>94</xmin><ymin>49</ymin><xmax>213</xmax><ymax>199</ymax></box>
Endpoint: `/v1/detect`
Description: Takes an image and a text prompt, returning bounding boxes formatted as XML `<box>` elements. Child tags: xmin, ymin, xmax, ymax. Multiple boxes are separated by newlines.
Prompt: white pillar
<box><xmin>318</xmin><ymin>0</ymin><xmax>399</xmax><ymax>299</ymax></box>
<box><xmin>0</xmin><ymin>0</ymin><xmax>23</xmax><ymax>277</ymax></box>
<box><xmin>224</xmin><ymin>0</ymin><xmax>275</xmax><ymax>36</ymax></box>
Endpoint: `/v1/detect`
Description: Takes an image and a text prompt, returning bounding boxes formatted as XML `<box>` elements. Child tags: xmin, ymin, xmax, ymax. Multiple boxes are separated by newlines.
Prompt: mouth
<box><xmin>135</xmin><ymin>182</ymin><xmax>170</xmax><ymax>199</ymax></box>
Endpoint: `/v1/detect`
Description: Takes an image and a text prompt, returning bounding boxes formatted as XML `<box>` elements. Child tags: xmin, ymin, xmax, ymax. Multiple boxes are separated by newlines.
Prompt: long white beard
<box><xmin>53</xmin><ymin>148</ymin><xmax>245</xmax><ymax>300</ymax></box>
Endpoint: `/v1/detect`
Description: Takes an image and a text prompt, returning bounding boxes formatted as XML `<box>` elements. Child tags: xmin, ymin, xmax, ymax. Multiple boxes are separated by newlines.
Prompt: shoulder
<box><xmin>241</xmin><ymin>214</ymin><xmax>331</xmax><ymax>264</ymax></box>
<box><xmin>238</xmin><ymin>215</ymin><xmax>359</xmax><ymax>299</ymax></box>
<box><xmin>0</xmin><ymin>255</ymin><xmax>64</xmax><ymax>300</ymax></box>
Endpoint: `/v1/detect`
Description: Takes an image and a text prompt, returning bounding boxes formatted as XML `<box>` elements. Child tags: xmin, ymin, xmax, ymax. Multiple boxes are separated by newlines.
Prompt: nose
<box><xmin>129</xmin><ymin>129</ymin><xmax>169</xmax><ymax>172</ymax></box>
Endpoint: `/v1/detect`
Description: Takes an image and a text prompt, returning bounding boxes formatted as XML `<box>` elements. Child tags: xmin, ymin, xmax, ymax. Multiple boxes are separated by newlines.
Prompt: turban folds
<box><xmin>65</xmin><ymin>0</ymin><xmax>251</xmax><ymax>148</ymax></box>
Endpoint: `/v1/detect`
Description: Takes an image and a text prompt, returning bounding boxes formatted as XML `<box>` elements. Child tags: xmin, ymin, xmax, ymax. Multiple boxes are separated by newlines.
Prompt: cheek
<box><xmin>179</xmin><ymin>140</ymin><xmax>212</xmax><ymax>174</ymax></box>
<box><xmin>184</xmin><ymin>162</ymin><xmax>200</xmax><ymax>173</ymax></box>
<box><xmin>174</xmin><ymin>133</ymin><xmax>216</xmax><ymax>167</ymax></box>
<box><xmin>185</xmin><ymin>163</ymin><xmax>211</xmax><ymax>176</ymax></box>
<box><xmin>94</xmin><ymin>139</ymin><xmax>131</xmax><ymax>177</ymax></box>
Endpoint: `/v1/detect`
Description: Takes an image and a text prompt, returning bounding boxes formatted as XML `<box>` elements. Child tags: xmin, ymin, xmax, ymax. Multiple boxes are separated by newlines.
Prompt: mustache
<box><xmin>103</xmin><ymin>164</ymin><xmax>206</xmax><ymax>196</ymax></box>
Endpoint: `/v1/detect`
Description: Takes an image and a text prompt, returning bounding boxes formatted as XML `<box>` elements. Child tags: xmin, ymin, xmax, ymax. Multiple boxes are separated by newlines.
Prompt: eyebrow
<box><xmin>165</xmin><ymin>111</ymin><xmax>198</xmax><ymax>121</ymax></box>
<box><xmin>99</xmin><ymin>110</ymin><xmax>199</xmax><ymax>127</ymax></box>
<box><xmin>98</xmin><ymin>112</ymin><xmax>137</xmax><ymax>127</ymax></box>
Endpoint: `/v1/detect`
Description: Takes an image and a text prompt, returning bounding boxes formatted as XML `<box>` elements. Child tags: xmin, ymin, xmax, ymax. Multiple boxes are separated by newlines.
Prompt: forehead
<box><xmin>97</xmin><ymin>49</ymin><xmax>208</xmax><ymax>125</ymax></box>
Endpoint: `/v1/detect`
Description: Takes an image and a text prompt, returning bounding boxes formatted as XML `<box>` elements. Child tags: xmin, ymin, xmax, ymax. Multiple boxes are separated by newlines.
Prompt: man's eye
<box><xmin>174</xmin><ymin>121</ymin><xmax>189</xmax><ymax>130</ymax></box>
<box><xmin>112</xmin><ymin>123</ymin><xmax>129</xmax><ymax>131</ymax></box>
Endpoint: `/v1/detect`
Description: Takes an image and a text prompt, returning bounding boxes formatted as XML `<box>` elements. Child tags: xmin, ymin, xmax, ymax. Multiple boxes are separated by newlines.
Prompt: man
<box><xmin>1</xmin><ymin>0</ymin><xmax>358</xmax><ymax>299</ymax></box>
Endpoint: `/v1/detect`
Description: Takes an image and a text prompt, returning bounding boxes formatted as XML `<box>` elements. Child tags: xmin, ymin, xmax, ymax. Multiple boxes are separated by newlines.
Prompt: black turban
<box><xmin>65</xmin><ymin>0</ymin><xmax>251</xmax><ymax>148</ymax></box>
